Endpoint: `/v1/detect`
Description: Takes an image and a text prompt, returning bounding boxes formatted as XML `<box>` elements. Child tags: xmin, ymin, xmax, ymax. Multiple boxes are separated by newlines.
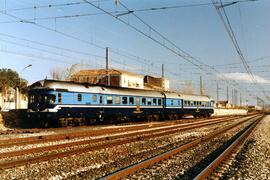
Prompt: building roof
<box><xmin>71</xmin><ymin>69</ymin><xmax>144</xmax><ymax>77</ymax></box>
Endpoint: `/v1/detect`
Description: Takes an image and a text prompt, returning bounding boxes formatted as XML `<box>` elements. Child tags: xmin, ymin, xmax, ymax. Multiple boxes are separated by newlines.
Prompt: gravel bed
<box><xmin>0</xmin><ymin>120</ymin><xmax>234</xmax><ymax>179</ymax></box>
<box><xmin>0</xmin><ymin>117</ymin><xmax>237</xmax><ymax>154</ymax></box>
<box><xmin>0</xmin><ymin>117</ymin><xmax>248</xmax><ymax>179</ymax></box>
<box><xmin>221</xmin><ymin>115</ymin><xmax>270</xmax><ymax>179</ymax></box>
<box><xmin>126</xmin><ymin>119</ymin><xmax>254</xmax><ymax>179</ymax></box>
<box><xmin>0</xmin><ymin>121</ymin><xmax>213</xmax><ymax>155</ymax></box>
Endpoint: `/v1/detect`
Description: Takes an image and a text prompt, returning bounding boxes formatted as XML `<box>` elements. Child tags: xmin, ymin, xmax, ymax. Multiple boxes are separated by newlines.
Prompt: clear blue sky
<box><xmin>0</xmin><ymin>0</ymin><xmax>270</xmax><ymax>105</ymax></box>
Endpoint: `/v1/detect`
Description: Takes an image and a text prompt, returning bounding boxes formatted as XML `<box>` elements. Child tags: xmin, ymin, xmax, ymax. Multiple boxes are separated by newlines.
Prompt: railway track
<box><xmin>0</xmin><ymin>116</ymin><xmax>249</xmax><ymax>170</ymax></box>
<box><xmin>101</xmin><ymin>115</ymin><xmax>263</xmax><ymax>179</ymax></box>
<box><xmin>194</xmin><ymin>114</ymin><xmax>263</xmax><ymax>179</ymax></box>
<box><xmin>0</xmin><ymin>116</ymin><xmax>234</xmax><ymax>148</ymax></box>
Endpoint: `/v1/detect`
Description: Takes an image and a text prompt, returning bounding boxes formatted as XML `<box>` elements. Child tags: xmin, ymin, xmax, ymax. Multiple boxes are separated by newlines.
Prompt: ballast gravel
<box><xmin>223</xmin><ymin>115</ymin><xmax>270</xmax><ymax>179</ymax></box>
<box><xmin>0</xmin><ymin>116</ymin><xmax>257</xmax><ymax>179</ymax></box>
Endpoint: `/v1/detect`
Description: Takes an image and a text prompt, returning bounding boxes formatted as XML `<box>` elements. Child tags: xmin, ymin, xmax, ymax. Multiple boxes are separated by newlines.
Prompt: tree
<box><xmin>0</xmin><ymin>68</ymin><xmax>28</xmax><ymax>97</ymax></box>
<box><xmin>50</xmin><ymin>63</ymin><xmax>86</xmax><ymax>81</ymax></box>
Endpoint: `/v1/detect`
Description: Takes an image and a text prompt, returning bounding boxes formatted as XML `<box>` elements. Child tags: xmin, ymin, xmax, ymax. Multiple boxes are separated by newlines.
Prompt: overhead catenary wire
<box><xmin>0</xmin><ymin>32</ymin><xmax>103</xmax><ymax>58</ymax></box>
<box><xmin>0</xmin><ymin>0</ymin><xmax>111</xmax><ymax>13</ymax></box>
<box><xmin>0</xmin><ymin>11</ymin><xmax>105</xmax><ymax>50</ymax></box>
<box><xmin>83</xmin><ymin>0</ymin><xmax>250</xmax><ymax>95</ymax></box>
<box><xmin>0</xmin><ymin>0</ymin><xmax>262</xmax><ymax>101</ymax></box>
<box><xmin>211</xmin><ymin>0</ymin><xmax>270</xmax><ymax>102</ymax></box>
<box><xmin>0</xmin><ymin>37</ymin><xmax>102</xmax><ymax>62</ymax></box>
<box><xmin>88</xmin><ymin>0</ymin><xmax>267</xmax><ymax>102</ymax></box>
<box><xmin>0</xmin><ymin>0</ymin><xmax>257</xmax><ymax>22</ymax></box>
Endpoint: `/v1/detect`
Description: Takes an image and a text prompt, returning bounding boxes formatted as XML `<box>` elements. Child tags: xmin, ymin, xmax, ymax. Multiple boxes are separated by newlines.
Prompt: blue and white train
<box><xmin>27</xmin><ymin>79</ymin><xmax>214</xmax><ymax>127</ymax></box>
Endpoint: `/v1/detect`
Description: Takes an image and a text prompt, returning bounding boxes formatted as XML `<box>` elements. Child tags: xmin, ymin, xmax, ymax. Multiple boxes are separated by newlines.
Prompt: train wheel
<box><xmin>59</xmin><ymin>118</ymin><xmax>68</xmax><ymax>127</ymax></box>
<box><xmin>146</xmin><ymin>115</ymin><xmax>154</xmax><ymax>121</ymax></box>
<box><xmin>40</xmin><ymin>119</ymin><xmax>49</xmax><ymax>128</ymax></box>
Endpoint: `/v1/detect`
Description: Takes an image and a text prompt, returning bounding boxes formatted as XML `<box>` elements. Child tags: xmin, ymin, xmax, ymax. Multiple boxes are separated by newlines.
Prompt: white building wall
<box><xmin>163</xmin><ymin>79</ymin><xmax>170</xmax><ymax>91</ymax></box>
<box><xmin>213</xmin><ymin>108</ymin><xmax>248</xmax><ymax>116</ymax></box>
<box><xmin>120</xmin><ymin>74</ymin><xmax>144</xmax><ymax>89</ymax></box>
<box><xmin>0</xmin><ymin>92</ymin><xmax>28</xmax><ymax>111</ymax></box>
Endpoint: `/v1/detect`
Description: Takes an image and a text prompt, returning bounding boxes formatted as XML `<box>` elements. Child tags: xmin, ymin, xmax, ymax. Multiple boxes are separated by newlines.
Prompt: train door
<box><xmin>162</xmin><ymin>94</ymin><xmax>167</xmax><ymax>118</ymax></box>
<box><xmin>98</xmin><ymin>95</ymin><xmax>104</xmax><ymax>121</ymax></box>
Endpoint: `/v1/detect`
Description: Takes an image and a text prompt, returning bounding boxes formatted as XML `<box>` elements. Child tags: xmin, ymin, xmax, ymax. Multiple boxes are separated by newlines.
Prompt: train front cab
<box><xmin>27</xmin><ymin>89</ymin><xmax>58</xmax><ymax>127</ymax></box>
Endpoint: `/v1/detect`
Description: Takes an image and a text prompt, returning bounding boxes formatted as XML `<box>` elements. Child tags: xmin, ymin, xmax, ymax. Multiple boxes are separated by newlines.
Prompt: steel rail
<box><xmin>194</xmin><ymin>115</ymin><xmax>263</xmax><ymax>179</ymax></box>
<box><xmin>0</xmin><ymin>116</ymin><xmax>235</xmax><ymax>148</ymax></box>
<box><xmin>0</xmin><ymin>116</ymin><xmax>239</xmax><ymax>159</ymax></box>
<box><xmin>0</xmin><ymin>116</ymin><xmax>251</xmax><ymax>169</ymax></box>
<box><xmin>101</xmin><ymin>115</ymin><xmax>262</xmax><ymax>180</ymax></box>
<box><xmin>0</xmin><ymin>117</ymin><xmax>223</xmax><ymax>144</ymax></box>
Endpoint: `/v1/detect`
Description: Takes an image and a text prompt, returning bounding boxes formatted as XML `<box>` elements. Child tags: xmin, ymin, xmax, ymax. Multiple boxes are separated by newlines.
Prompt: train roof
<box><xmin>179</xmin><ymin>94</ymin><xmax>213</xmax><ymax>101</ymax></box>
<box><xmin>30</xmin><ymin>79</ymin><xmax>164</xmax><ymax>98</ymax></box>
<box><xmin>30</xmin><ymin>80</ymin><xmax>214</xmax><ymax>101</ymax></box>
<box><xmin>163</xmin><ymin>91</ymin><xmax>181</xmax><ymax>99</ymax></box>
<box><xmin>162</xmin><ymin>91</ymin><xmax>212</xmax><ymax>101</ymax></box>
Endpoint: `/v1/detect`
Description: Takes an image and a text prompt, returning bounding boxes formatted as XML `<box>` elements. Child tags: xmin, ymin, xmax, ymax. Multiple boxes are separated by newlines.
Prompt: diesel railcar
<box><xmin>27</xmin><ymin>79</ymin><xmax>214</xmax><ymax>127</ymax></box>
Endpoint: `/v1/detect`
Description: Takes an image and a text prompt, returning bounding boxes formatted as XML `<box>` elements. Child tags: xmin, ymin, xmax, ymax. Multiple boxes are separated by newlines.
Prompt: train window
<box><xmin>188</xmin><ymin>101</ymin><xmax>190</xmax><ymax>106</ymax></box>
<box><xmin>122</xmin><ymin>97</ymin><xmax>128</xmax><ymax>104</ymax></box>
<box><xmin>93</xmin><ymin>95</ymin><xmax>97</xmax><ymax>102</ymax></box>
<box><xmin>58</xmin><ymin>93</ymin><xmax>62</xmax><ymax>103</ymax></box>
<box><xmin>50</xmin><ymin>95</ymin><xmax>56</xmax><ymax>103</ymax></box>
<box><xmin>107</xmin><ymin>96</ymin><xmax>113</xmax><ymax>104</ymax></box>
<box><xmin>100</xmin><ymin>96</ymin><xmax>103</xmax><ymax>104</ymax></box>
<box><xmin>115</xmin><ymin>96</ymin><xmax>120</xmax><ymax>104</ymax></box>
<box><xmin>129</xmin><ymin>97</ymin><xmax>134</xmax><ymax>105</ymax></box>
<box><xmin>191</xmin><ymin>101</ymin><xmax>194</xmax><ymax>106</ymax></box>
<box><xmin>37</xmin><ymin>95</ymin><xmax>42</xmax><ymax>102</ymax></box>
<box><xmin>30</xmin><ymin>96</ymin><xmax>34</xmax><ymax>103</ymax></box>
<box><xmin>147</xmin><ymin>98</ymin><xmax>152</xmax><ymax>105</ymax></box>
<box><xmin>158</xmin><ymin>98</ymin><xmax>162</xmax><ymax>106</ymax></box>
<box><xmin>153</xmin><ymin>98</ymin><xmax>157</xmax><ymax>105</ymax></box>
<box><xmin>78</xmin><ymin>94</ymin><xmax>82</xmax><ymax>102</ymax></box>
<box><xmin>142</xmin><ymin>98</ymin><xmax>146</xmax><ymax>105</ymax></box>
<box><xmin>171</xmin><ymin>100</ymin><xmax>173</xmax><ymax>106</ymax></box>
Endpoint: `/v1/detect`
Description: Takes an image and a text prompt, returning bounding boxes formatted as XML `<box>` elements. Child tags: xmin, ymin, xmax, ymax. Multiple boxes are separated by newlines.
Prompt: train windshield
<box><xmin>29</xmin><ymin>94</ymin><xmax>56</xmax><ymax>104</ymax></box>
<box><xmin>210</xmin><ymin>100</ymin><xmax>215</xmax><ymax>107</ymax></box>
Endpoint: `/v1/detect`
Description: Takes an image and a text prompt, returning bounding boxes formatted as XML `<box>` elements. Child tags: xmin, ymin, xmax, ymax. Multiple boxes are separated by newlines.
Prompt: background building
<box><xmin>70</xmin><ymin>69</ymin><xmax>170</xmax><ymax>91</ymax></box>
<box><xmin>70</xmin><ymin>69</ymin><xmax>145</xmax><ymax>89</ymax></box>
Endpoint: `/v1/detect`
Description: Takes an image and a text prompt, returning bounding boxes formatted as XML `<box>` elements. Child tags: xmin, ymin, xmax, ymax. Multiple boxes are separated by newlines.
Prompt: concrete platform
<box><xmin>213</xmin><ymin>108</ymin><xmax>247</xmax><ymax>116</ymax></box>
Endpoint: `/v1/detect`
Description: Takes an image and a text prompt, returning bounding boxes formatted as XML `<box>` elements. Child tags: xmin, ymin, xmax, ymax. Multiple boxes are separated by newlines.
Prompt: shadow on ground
<box><xmin>1</xmin><ymin>109</ymin><xmax>31</xmax><ymax>128</ymax></box>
